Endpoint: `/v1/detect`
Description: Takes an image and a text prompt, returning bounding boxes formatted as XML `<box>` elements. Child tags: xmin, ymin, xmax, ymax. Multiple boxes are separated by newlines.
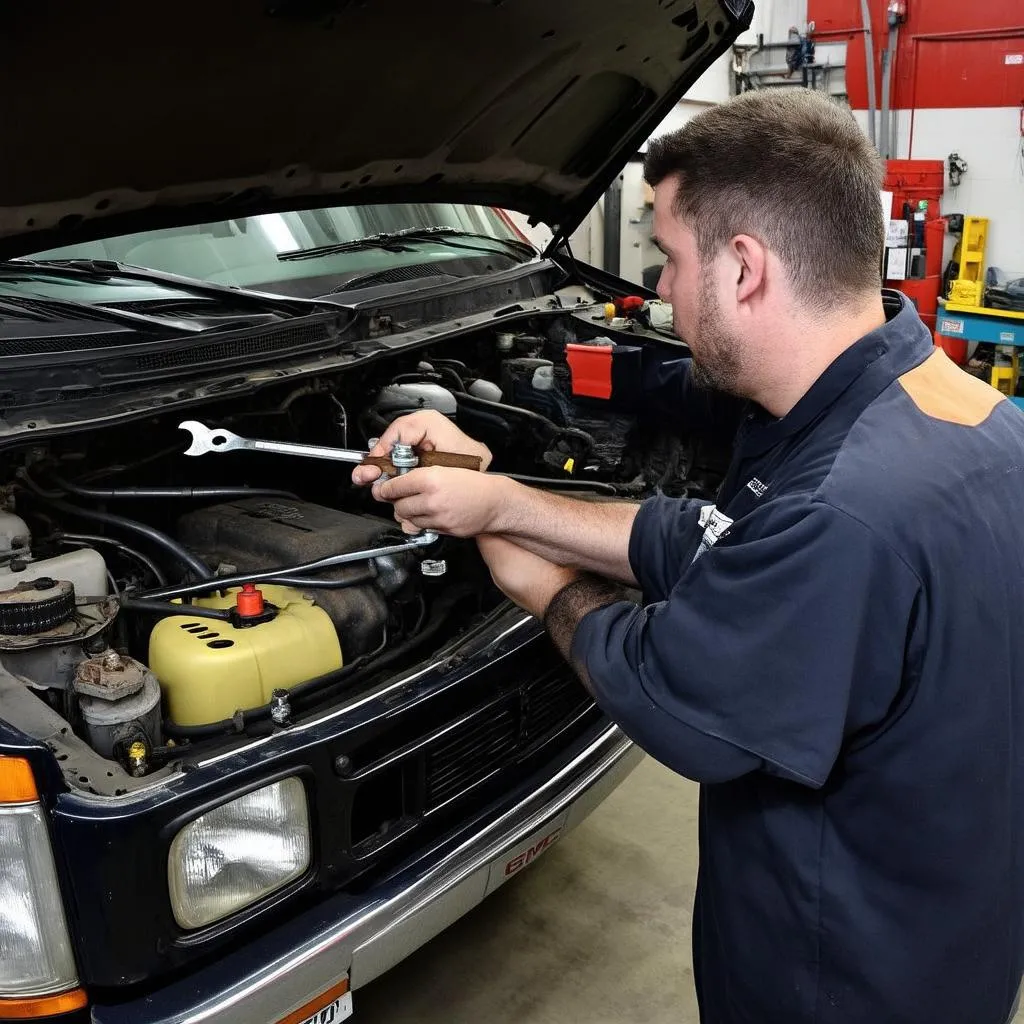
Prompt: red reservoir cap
<box><xmin>236</xmin><ymin>583</ymin><xmax>265</xmax><ymax>617</ymax></box>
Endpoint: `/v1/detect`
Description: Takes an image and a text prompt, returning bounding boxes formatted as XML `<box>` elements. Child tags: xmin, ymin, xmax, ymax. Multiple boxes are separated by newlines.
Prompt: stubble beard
<box><xmin>686</xmin><ymin>272</ymin><xmax>743</xmax><ymax>395</ymax></box>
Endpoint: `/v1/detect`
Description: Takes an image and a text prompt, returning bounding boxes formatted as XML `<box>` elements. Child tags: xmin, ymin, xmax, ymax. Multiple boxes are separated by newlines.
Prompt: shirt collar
<box><xmin>741</xmin><ymin>290</ymin><xmax>933</xmax><ymax>456</ymax></box>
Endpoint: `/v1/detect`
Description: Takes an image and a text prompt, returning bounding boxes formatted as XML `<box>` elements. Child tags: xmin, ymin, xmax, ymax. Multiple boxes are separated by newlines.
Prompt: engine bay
<box><xmin>0</xmin><ymin>309</ymin><xmax>727</xmax><ymax>794</ymax></box>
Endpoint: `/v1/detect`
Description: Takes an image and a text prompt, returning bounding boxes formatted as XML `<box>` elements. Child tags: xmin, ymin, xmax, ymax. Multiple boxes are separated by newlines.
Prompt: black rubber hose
<box><xmin>18</xmin><ymin>472</ymin><xmax>212</xmax><ymax>579</ymax></box>
<box><xmin>452</xmin><ymin>391</ymin><xmax>595</xmax><ymax>450</ymax></box>
<box><xmin>390</xmin><ymin>372</ymin><xmax>446</xmax><ymax>387</ymax></box>
<box><xmin>432</xmin><ymin>366</ymin><xmax>468</xmax><ymax>393</ymax></box>
<box><xmin>47</xmin><ymin>472</ymin><xmax>298</xmax><ymax>502</ymax></box>
<box><xmin>429</xmin><ymin>358</ymin><xmax>471</xmax><ymax>377</ymax></box>
<box><xmin>495</xmin><ymin>473</ymin><xmax>619</xmax><ymax>495</ymax></box>
<box><xmin>387</xmin><ymin>368</ymin><xmax>466</xmax><ymax>395</ymax></box>
<box><xmin>55</xmin><ymin>532</ymin><xmax>169</xmax><ymax>587</ymax></box>
<box><xmin>118</xmin><ymin>596</ymin><xmax>233</xmax><ymax>621</ymax></box>
<box><xmin>163</xmin><ymin>715</ymin><xmax>247</xmax><ymax>740</ymax></box>
<box><xmin>454</xmin><ymin>405</ymin><xmax>515</xmax><ymax>444</ymax></box>
<box><xmin>162</xmin><ymin>586</ymin><xmax>474</xmax><ymax>741</ymax></box>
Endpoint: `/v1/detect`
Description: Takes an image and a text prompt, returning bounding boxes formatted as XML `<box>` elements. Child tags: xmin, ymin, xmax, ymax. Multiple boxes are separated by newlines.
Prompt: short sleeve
<box><xmin>628</xmin><ymin>494</ymin><xmax>712</xmax><ymax>603</ymax></box>
<box><xmin>574</xmin><ymin>499</ymin><xmax>921</xmax><ymax>787</ymax></box>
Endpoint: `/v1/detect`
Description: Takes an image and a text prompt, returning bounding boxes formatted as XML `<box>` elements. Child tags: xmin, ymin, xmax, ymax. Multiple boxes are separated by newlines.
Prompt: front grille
<box><xmin>421</xmin><ymin>671</ymin><xmax>591</xmax><ymax>812</ymax></box>
<box><xmin>349</xmin><ymin>668</ymin><xmax>595</xmax><ymax>848</ymax></box>
<box><xmin>424</xmin><ymin>704</ymin><xmax>519</xmax><ymax>809</ymax></box>
<box><xmin>523</xmin><ymin>669</ymin><xmax>591</xmax><ymax>742</ymax></box>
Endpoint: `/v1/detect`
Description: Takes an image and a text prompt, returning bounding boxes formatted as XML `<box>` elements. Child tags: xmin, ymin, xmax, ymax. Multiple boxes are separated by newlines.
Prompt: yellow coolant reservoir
<box><xmin>149</xmin><ymin>583</ymin><xmax>342</xmax><ymax>726</ymax></box>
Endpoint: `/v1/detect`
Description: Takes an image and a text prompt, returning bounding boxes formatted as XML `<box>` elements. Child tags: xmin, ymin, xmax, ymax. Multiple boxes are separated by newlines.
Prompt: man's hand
<box><xmin>373</xmin><ymin>467</ymin><xmax>512</xmax><ymax>536</ymax></box>
<box><xmin>476</xmin><ymin>535</ymin><xmax>580</xmax><ymax>619</ymax></box>
<box><xmin>351</xmin><ymin>410</ymin><xmax>492</xmax><ymax>487</ymax></box>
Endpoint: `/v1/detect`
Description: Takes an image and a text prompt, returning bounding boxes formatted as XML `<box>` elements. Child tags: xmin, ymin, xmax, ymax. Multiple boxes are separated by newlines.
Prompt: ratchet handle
<box><xmin>361</xmin><ymin>450</ymin><xmax>483</xmax><ymax>475</ymax></box>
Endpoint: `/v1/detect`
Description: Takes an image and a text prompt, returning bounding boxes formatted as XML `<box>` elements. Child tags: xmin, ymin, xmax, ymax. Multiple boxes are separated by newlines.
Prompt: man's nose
<box><xmin>656</xmin><ymin>265</ymin><xmax>670</xmax><ymax>302</ymax></box>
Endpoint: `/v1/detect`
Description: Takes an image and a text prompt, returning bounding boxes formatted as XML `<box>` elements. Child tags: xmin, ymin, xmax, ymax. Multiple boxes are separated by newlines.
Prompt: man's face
<box><xmin>651</xmin><ymin>177</ymin><xmax>742</xmax><ymax>394</ymax></box>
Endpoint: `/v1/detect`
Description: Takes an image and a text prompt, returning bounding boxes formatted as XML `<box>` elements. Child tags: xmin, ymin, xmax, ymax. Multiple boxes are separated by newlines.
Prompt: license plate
<box><xmin>297</xmin><ymin>991</ymin><xmax>353</xmax><ymax>1024</ymax></box>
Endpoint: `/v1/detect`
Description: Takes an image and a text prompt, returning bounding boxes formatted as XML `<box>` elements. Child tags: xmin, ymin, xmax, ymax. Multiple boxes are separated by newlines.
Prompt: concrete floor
<box><xmin>353</xmin><ymin>755</ymin><xmax>1024</xmax><ymax>1024</ymax></box>
<box><xmin>353</xmin><ymin>756</ymin><xmax>703</xmax><ymax>1024</ymax></box>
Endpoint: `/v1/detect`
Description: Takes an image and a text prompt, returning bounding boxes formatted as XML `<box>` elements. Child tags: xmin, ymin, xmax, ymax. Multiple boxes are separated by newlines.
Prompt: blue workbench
<box><xmin>935</xmin><ymin>300</ymin><xmax>1024</xmax><ymax>410</ymax></box>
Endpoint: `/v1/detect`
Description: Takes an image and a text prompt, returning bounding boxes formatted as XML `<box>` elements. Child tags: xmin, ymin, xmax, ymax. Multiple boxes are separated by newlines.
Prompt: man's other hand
<box><xmin>350</xmin><ymin>410</ymin><xmax>492</xmax><ymax>487</ymax></box>
<box><xmin>372</xmin><ymin>467</ymin><xmax>511</xmax><ymax>536</ymax></box>
<box><xmin>477</xmin><ymin>535</ymin><xmax>580</xmax><ymax>618</ymax></box>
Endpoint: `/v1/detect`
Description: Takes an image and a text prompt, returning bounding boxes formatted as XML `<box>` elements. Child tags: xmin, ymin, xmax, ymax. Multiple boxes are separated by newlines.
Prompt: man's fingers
<box><xmin>374</xmin><ymin>465</ymin><xmax>446</xmax><ymax>503</ymax></box>
<box><xmin>351</xmin><ymin>464</ymin><xmax>382</xmax><ymax>486</ymax></box>
<box><xmin>391</xmin><ymin>496</ymin><xmax>431</xmax><ymax>523</ymax></box>
<box><xmin>370</xmin><ymin>413</ymin><xmax>442</xmax><ymax>457</ymax></box>
<box><xmin>372</xmin><ymin>473</ymin><xmax>407</xmax><ymax>501</ymax></box>
<box><xmin>393</xmin><ymin>507</ymin><xmax>431</xmax><ymax>534</ymax></box>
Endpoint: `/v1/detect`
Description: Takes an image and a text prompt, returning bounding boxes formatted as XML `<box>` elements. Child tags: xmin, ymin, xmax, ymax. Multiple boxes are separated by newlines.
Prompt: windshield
<box><xmin>20</xmin><ymin>203</ymin><xmax>533</xmax><ymax>302</ymax></box>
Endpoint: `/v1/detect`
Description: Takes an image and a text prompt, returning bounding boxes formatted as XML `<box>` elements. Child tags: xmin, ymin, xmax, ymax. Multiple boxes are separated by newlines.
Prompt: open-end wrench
<box><xmin>178</xmin><ymin>420</ymin><xmax>483</xmax><ymax>477</ymax></box>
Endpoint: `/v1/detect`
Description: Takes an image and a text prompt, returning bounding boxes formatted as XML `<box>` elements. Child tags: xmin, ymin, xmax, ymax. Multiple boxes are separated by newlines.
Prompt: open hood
<box><xmin>0</xmin><ymin>0</ymin><xmax>751</xmax><ymax>257</ymax></box>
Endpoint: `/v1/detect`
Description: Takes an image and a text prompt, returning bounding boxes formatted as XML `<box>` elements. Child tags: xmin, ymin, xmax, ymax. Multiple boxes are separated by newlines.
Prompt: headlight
<box><xmin>0</xmin><ymin>758</ymin><xmax>82</xmax><ymax>1008</ymax></box>
<box><xmin>168</xmin><ymin>776</ymin><xmax>310</xmax><ymax>930</ymax></box>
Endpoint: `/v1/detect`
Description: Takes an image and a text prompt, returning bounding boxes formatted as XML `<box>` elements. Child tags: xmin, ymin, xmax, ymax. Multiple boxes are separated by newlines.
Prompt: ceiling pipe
<box><xmin>889</xmin><ymin>22</ymin><xmax>902</xmax><ymax>158</ymax></box>
<box><xmin>879</xmin><ymin>37</ymin><xmax>894</xmax><ymax>159</ymax></box>
<box><xmin>858</xmin><ymin>0</ymin><xmax>878</xmax><ymax>146</ymax></box>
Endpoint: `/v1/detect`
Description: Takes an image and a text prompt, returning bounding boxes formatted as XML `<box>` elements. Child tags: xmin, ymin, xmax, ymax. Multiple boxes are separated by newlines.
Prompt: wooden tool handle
<box><xmin>360</xmin><ymin>449</ymin><xmax>483</xmax><ymax>476</ymax></box>
<box><xmin>417</xmin><ymin>450</ymin><xmax>483</xmax><ymax>471</ymax></box>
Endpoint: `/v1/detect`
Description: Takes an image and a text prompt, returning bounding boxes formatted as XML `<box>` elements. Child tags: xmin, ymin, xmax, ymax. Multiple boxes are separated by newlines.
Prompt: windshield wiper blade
<box><xmin>392</xmin><ymin>227</ymin><xmax>536</xmax><ymax>257</ymax></box>
<box><xmin>278</xmin><ymin>226</ymin><xmax>535</xmax><ymax>263</ymax></box>
<box><xmin>0</xmin><ymin>292</ymin><xmax>204</xmax><ymax>334</ymax></box>
<box><xmin>277</xmin><ymin>235</ymin><xmax>419</xmax><ymax>262</ymax></box>
<box><xmin>0</xmin><ymin>258</ymin><xmax>340</xmax><ymax>317</ymax></box>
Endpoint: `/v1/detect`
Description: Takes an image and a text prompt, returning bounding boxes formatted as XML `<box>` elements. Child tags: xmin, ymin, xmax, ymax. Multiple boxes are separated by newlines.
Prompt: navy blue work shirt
<box><xmin>574</xmin><ymin>293</ymin><xmax>1024</xmax><ymax>1022</ymax></box>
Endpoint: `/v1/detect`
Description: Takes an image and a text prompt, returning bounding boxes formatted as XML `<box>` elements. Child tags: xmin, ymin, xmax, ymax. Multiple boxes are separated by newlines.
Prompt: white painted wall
<box><xmin>905</xmin><ymin>107</ymin><xmax>1024</xmax><ymax>275</ymax></box>
<box><xmin>853</xmin><ymin>106</ymin><xmax>1024</xmax><ymax>273</ymax></box>
<box><xmin>736</xmin><ymin>0</ymin><xmax>808</xmax><ymax>49</ymax></box>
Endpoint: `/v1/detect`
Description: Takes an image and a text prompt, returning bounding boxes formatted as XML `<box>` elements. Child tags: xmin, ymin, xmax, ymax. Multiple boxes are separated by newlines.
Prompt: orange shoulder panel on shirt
<box><xmin>897</xmin><ymin>349</ymin><xmax>1004</xmax><ymax>427</ymax></box>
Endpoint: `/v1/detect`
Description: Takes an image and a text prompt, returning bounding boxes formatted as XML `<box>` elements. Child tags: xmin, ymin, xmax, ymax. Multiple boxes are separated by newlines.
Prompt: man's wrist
<box><xmin>486</xmin><ymin>476</ymin><xmax>527</xmax><ymax>535</ymax></box>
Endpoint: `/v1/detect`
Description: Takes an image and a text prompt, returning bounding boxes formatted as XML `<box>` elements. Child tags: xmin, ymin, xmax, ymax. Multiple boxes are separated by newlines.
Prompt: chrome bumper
<box><xmin>92</xmin><ymin>723</ymin><xmax>641</xmax><ymax>1024</ymax></box>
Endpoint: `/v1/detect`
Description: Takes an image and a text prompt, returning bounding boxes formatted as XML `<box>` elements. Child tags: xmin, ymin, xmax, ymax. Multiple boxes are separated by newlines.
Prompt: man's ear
<box><xmin>730</xmin><ymin>234</ymin><xmax>767</xmax><ymax>305</ymax></box>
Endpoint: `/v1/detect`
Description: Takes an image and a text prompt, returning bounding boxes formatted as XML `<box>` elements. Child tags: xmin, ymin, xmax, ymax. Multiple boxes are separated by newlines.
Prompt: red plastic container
<box><xmin>565</xmin><ymin>344</ymin><xmax>614</xmax><ymax>399</ymax></box>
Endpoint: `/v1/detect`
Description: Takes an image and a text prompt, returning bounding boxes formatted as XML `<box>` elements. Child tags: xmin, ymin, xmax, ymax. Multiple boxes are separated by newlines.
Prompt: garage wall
<box><xmin>811</xmin><ymin>0</ymin><xmax>1024</xmax><ymax>274</ymax></box>
<box><xmin>852</xmin><ymin>106</ymin><xmax>1024</xmax><ymax>273</ymax></box>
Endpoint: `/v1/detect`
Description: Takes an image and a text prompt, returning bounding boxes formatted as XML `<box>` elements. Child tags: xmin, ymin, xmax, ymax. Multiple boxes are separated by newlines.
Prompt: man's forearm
<box><xmin>543</xmin><ymin>574</ymin><xmax>628</xmax><ymax>688</ymax></box>
<box><xmin>491</xmin><ymin>481</ymin><xmax>639</xmax><ymax>585</ymax></box>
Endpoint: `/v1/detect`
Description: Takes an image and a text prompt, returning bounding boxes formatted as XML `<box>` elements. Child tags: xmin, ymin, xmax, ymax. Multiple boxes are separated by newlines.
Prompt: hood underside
<box><xmin>0</xmin><ymin>0</ymin><xmax>751</xmax><ymax>257</ymax></box>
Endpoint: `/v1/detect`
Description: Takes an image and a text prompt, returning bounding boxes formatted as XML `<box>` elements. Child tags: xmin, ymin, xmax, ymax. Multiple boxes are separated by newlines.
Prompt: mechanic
<box><xmin>353</xmin><ymin>89</ymin><xmax>1024</xmax><ymax>1024</ymax></box>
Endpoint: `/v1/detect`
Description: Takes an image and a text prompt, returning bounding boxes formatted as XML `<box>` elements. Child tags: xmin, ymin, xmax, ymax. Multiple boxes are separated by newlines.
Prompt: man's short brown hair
<box><xmin>644</xmin><ymin>89</ymin><xmax>885</xmax><ymax>304</ymax></box>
